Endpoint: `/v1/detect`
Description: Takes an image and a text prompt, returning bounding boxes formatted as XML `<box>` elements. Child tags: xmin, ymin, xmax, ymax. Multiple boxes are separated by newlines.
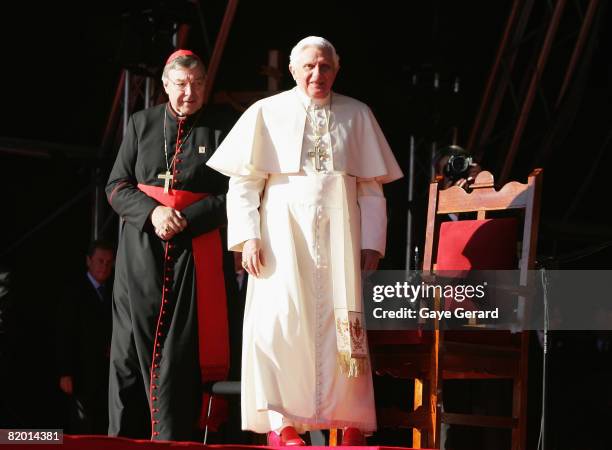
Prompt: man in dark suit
<box><xmin>56</xmin><ymin>240</ymin><xmax>114</xmax><ymax>434</ymax></box>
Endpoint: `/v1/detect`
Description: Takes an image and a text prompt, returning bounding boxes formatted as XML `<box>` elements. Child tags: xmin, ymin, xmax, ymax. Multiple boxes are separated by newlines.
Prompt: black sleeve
<box><xmin>181</xmin><ymin>193</ymin><xmax>227</xmax><ymax>237</ymax></box>
<box><xmin>105</xmin><ymin>116</ymin><xmax>159</xmax><ymax>231</ymax></box>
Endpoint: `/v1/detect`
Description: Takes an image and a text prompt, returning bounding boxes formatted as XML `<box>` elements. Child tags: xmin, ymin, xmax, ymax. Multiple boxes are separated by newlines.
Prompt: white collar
<box><xmin>294</xmin><ymin>87</ymin><xmax>331</xmax><ymax>109</ymax></box>
<box><xmin>87</xmin><ymin>271</ymin><xmax>102</xmax><ymax>290</ymax></box>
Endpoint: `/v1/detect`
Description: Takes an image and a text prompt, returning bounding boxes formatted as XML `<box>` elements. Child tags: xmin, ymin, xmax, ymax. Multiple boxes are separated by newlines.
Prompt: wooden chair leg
<box><xmin>413</xmin><ymin>377</ymin><xmax>424</xmax><ymax>448</ymax></box>
<box><xmin>511</xmin><ymin>332</ymin><xmax>529</xmax><ymax>450</ymax></box>
<box><xmin>430</xmin><ymin>329</ymin><xmax>440</xmax><ymax>449</ymax></box>
<box><xmin>329</xmin><ymin>428</ymin><xmax>338</xmax><ymax>446</ymax></box>
<box><xmin>413</xmin><ymin>330</ymin><xmax>440</xmax><ymax>449</ymax></box>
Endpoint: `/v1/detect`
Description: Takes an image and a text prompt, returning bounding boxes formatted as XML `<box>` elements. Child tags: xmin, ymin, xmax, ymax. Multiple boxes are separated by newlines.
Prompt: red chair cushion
<box><xmin>436</xmin><ymin>218</ymin><xmax>518</xmax><ymax>270</ymax></box>
<box><xmin>436</xmin><ymin>218</ymin><xmax>518</xmax><ymax>313</ymax></box>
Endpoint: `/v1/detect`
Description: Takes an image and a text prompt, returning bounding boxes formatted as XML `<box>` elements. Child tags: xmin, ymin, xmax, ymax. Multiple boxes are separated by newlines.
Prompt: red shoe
<box><xmin>341</xmin><ymin>427</ymin><xmax>366</xmax><ymax>445</ymax></box>
<box><xmin>267</xmin><ymin>426</ymin><xmax>305</xmax><ymax>446</ymax></box>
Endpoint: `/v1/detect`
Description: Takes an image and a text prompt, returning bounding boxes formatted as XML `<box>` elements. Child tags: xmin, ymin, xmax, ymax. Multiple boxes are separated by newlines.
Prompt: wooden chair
<box><xmin>370</xmin><ymin>168</ymin><xmax>542</xmax><ymax>449</ymax></box>
<box><xmin>426</xmin><ymin>168</ymin><xmax>542</xmax><ymax>449</ymax></box>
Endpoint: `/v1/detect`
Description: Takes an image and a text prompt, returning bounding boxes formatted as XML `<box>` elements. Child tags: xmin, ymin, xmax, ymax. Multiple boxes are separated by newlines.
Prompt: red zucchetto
<box><xmin>165</xmin><ymin>49</ymin><xmax>201</xmax><ymax>65</ymax></box>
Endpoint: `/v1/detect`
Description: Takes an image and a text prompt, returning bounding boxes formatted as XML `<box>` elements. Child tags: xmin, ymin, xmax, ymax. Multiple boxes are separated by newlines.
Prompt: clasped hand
<box><xmin>151</xmin><ymin>206</ymin><xmax>187</xmax><ymax>240</ymax></box>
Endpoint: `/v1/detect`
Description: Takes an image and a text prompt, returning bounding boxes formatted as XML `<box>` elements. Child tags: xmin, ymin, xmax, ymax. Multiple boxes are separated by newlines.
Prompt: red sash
<box><xmin>138</xmin><ymin>184</ymin><xmax>229</xmax><ymax>381</ymax></box>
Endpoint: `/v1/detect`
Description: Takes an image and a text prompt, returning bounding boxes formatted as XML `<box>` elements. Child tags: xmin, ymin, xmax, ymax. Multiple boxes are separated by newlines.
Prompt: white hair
<box><xmin>289</xmin><ymin>36</ymin><xmax>340</xmax><ymax>69</ymax></box>
<box><xmin>161</xmin><ymin>55</ymin><xmax>205</xmax><ymax>81</ymax></box>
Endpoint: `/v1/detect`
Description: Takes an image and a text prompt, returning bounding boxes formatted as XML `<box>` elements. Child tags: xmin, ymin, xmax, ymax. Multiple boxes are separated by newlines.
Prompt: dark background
<box><xmin>1</xmin><ymin>0</ymin><xmax>611</xmax><ymax>447</ymax></box>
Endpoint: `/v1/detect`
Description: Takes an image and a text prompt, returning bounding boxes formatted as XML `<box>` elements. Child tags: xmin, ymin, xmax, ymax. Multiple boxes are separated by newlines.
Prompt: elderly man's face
<box><xmin>163</xmin><ymin>66</ymin><xmax>206</xmax><ymax>116</ymax></box>
<box><xmin>290</xmin><ymin>46</ymin><xmax>338</xmax><ymax>99</ymax></box>
<box><xmin>86</xmin><ymin>248</ymin><xmax>114</xmax><ymax>285</ymax></box>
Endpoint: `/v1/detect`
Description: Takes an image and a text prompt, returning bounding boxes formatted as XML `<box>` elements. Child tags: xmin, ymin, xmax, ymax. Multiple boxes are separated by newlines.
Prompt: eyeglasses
<box><xmin>167</xmin><ymin>78</ymin><xmax>205</xmax><ymax>92</ymax></box>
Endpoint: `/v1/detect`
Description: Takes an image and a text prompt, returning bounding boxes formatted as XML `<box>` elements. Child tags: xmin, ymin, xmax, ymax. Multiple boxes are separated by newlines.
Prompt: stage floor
<box><xmin>12</xmin><ymin>434</ymin><xmax>432</xmax><ymax>450</ymax></box>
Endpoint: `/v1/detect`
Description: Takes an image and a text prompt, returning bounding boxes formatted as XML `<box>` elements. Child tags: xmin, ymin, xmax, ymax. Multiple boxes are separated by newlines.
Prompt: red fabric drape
<box><xmin>138</xmin><ymin>184</ymin><xmax>229</xmax><ymax>381</ymax></box>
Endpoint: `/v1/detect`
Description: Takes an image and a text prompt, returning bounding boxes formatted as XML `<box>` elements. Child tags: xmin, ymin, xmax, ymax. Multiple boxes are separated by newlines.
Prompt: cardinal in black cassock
<box><xmin>106</xmin><ymin>50</ymin><xmax>229</xmax><ymax>441</ymax></box>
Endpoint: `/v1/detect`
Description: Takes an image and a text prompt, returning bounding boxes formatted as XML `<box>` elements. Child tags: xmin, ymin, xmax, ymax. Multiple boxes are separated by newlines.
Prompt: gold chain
<box><xmin>300</xmin><ymin>93</ymin><xmax>332</xmax><ymax>135</ymax></box>
<box><xmin>297</xmin><ymin>92</ymin><xmax>334</xmax><ymax>171</ymax></box>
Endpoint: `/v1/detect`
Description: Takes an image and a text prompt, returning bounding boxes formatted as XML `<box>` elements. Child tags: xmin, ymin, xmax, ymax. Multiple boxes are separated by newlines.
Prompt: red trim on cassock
<box><xmin>138</xmin><ymin>183</ymin><xmax>229</xmax><ymax>381</ymax></box>
<box><xmin>108</xmin><ymin>181</ymin><xmax>129</xmax><ymax>205</ymax></box>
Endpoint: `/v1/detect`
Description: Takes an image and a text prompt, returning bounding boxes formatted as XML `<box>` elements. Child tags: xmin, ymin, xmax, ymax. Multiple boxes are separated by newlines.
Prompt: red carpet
<box><xmin>12</xmin><ymin>434</ymin><xmax>432</xmax><ymax>450</ymax></box>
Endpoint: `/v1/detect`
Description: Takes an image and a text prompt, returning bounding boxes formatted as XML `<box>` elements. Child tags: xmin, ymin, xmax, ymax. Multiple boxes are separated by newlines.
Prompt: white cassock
<box><xmin>207</xmin><ymin>87</ymin><xmax>403</xmax><ymax>433</ymax></box>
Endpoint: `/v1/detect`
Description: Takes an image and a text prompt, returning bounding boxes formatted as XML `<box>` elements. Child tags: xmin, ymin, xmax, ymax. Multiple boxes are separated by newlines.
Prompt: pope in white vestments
<box><xmin>207</xmin><ymin>36</ymin><xmax>403</xmax><ymax>445</ymax></box>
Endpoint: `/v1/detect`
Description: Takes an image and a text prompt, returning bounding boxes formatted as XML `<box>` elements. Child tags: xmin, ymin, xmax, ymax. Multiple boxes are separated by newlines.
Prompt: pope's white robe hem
<box><xmin>249</xmin><ymin>403</ymin><xmax>377</xmax><ymax>434</ymax></box>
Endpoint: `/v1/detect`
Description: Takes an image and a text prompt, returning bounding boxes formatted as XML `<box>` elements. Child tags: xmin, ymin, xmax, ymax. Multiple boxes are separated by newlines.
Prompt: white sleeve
<box><xmin>227</xmin><ymin>175</ymin><xmax>267</xmax><ymax>252</ymax></box>
<box><xmin>358</xmin><ymin>179</ymin><xmax>387</xmax><ymax>256</ymax></box>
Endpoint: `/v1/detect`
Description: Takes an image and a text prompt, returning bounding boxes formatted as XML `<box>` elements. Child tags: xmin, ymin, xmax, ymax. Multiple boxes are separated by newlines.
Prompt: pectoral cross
<box><xmin>158</xmin><ymin>171</ymin><xmax>173</xmax><ymax>194</ymax></box>
<box><xmin>308</xmin><ymin>136</ymin><xmax>329</xmax><ymax>171</ymax></box>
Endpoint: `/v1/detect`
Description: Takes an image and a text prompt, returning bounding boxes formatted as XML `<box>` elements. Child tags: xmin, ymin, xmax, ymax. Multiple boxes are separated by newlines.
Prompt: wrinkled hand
<box><xmin>151</xmin><ymin>206</ymin><xmax>187</xmax><ymax>240</ymax></box>
<box><xmin>59</xmin><ymin>375</ymin><xmax>73</xmax><ymax>395</ymax></box>
<box><xmin>361</xmin><ymin>249</ymin><xmax>381</xmax><ymax>271</ymax></box>
<box><xmin>241</xmin><ymin>239</ymin><xmax>264</xmax><ymax>278</ymax></box>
